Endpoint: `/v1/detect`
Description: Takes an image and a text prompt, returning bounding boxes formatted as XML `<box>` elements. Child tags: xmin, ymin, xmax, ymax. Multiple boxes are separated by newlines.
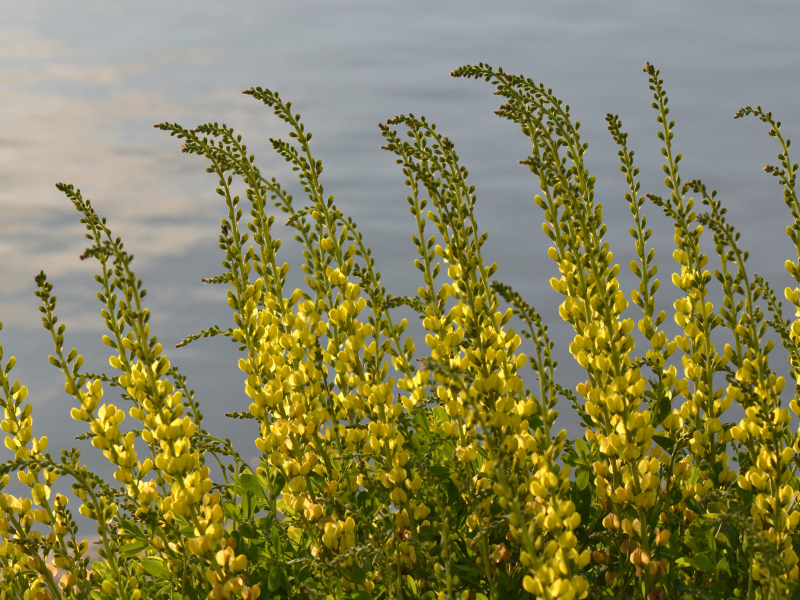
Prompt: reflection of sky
<box><xmin>1</xmin><ymin>0</ymin><xmax>800</xmax><ymax>477</ymax></box>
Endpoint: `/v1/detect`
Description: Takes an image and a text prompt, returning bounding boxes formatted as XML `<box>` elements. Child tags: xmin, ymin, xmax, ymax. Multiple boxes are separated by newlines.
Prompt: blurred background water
<box><xmin>1</xmin><ymin>0</ymin><xmax>800</xmax><ymax>483</ymax></box>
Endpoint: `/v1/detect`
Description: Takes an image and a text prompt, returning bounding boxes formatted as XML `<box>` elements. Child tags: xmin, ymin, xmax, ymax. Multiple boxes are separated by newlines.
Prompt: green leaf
<box><xmin>695</xmin><ymin>553</ymin><xmax>717</xmax><ymax>572</ymax></box>
<box><xmin>415</xmin><ymin>411</ymin><xmax>431</xmax><ymax>436</ymax></box>
<box><xmin>118</xmin><ymin>521</ymin><xmax>144</xmax><ymax>536</ymax></box>
<box><xmin>91</xmin><ymin>561</ymin><xmax>110</xmax><ymax>577</ymax></box>
<box><xmin>343</xmin><ymin>562</ymin><xmax>365</xmax><ymax>583</ymax></box>
<box><xmin>576</xmin><ymin>469</ymin><xmax>590</xmax><ymax>490</ymax></box>
<box><xmin>270</xmin><ymin>472</ymin><xmax>286</xmax><ymax>499</ymax></box>
<box><xmin>429</xmin><ymin>466</ymin><xmax>451</xmax><ymax>482</ymax></box>
<box><xmin>675</xmin><ymin>557</ymin><xmax>692</xmax><ymax>569</ymax></box>
<box><xmin>676</xmin><ymin>552</ymin><xmax>715</xmax><ymax>573</ymax></box>
<box><xmin>653</xmin><ymin>434</ymin><xmax>675</xmax><ymax>452</ymax></box>
<box><xmin>716</xmin><ymin>557</ymin><xmax>730</xmax><ymax>575</ymax></box>
<box><xmin>574</xmin><ymin>438</ymin><xmax>589</xmax><ymax>460</ymax></box>
<box><xmin>440</xmin><ymin>440</ymin><xmax>455</xmax><ymax>460</ymax></box>
<box><xmin>121</xmin><ymin>539</ymin><xmax>149</xmax><ymax>556</ymax></box>
<box><xmin>709</xmin><ymin>580</ymin><xmax>727</xmax><ymax>600</ymax></box>
<box><xmin>141</xmin><ymin>558</ymin><xmax>171</xmax><ymax>579</ymax></box>
<box><xmin>268</xmin><ymin>565</ymin><xmax>288</xmax><ymax>591</ymax></box>
<box><xmin>432</xmin><ymin>406</ymin><xmax>448</xmax><ymax>425</ymax></box>
<box><xmin>239</xmin><ymin>472</ymin><xmax>267</xmax><ymax>499</ymax></box>
<box><xmin>239</xmin><ymin>522</ymin><xmax>259</xmax><ymax>539</ymax></box>
<box><xmin>562</xmin><ymin>453</ymin><xmax>579</xmax><ymax>467</ymax></box>
<box><xmin>418</xmin><ymin>525</ymin><xmax>438</xmax><ymax>541</ymax></box>
<box><xmin>687</xmin><ymin>465</ymin><xmax>701</xmax><ymax>486</ymax></box>
<box><xmin>222</xmin><ymin>501</ymin><xmax>241</xmax><ymax>521</ymax></box>
<box><xmin>182</xmin><ymin>580</ymin><xmax>203</xmax><ymax>600</ymax></box>
<box><xmin>652</xmin><ymin>394</ymin><xmax>672</xmax><ymax>425</ymax></box>
<box><xmin>527</xmin><ymin>414</ymin><xmax>543</xmax><ymax>429</ymax></box>
<box><xmin>720</xmin><ymin>521</ymin><xmax>739</xmax><ymax>545</ymax></box>
<box><xmin>271</xmin><ymin>522</ymin><xmax>281</xmax><ymax>552</ymax></box>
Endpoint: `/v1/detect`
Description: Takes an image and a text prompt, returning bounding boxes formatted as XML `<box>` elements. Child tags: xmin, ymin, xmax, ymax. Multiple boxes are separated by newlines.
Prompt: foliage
<box><xmin>1</xmin><ymin>62</ymin><xmax>799</xmax><ymax>600</ymax></box>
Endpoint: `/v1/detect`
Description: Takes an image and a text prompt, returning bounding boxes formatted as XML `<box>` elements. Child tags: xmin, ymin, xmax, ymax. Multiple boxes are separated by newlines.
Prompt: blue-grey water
<box><xmin>2</xmin><ymin>1</ymin><xmax>800</xmax><ymax>488</ymax></box>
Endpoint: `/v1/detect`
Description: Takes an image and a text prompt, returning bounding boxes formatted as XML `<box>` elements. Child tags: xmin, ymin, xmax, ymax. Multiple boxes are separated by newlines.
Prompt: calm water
<box><xmin>1</xmin><ymin>1</ymin><xmax>800</xmax><ymax>479</ymax></box>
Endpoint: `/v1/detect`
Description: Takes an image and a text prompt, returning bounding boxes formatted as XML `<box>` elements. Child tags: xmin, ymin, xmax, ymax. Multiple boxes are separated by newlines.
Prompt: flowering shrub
<box><xmin>1</xmin><ymin>62</ymin><xmax>799</xmax><ymax>600</ymax></box>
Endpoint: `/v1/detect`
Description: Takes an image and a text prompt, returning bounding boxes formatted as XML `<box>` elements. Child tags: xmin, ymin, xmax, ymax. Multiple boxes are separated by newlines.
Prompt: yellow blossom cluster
<box><xmin>0</xmin><ymin>184</ymin><xmax>265</xmax><ymax>600</ymax></box>
<box><xmin>234</xmin><ymin>261</ymin><xmax>414</xmax><ymax>591</ymax></box>
<box><xmin>0</xmin><ymin>338</ymin><xmax>92</xmax><ymax>600</ymax></box>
